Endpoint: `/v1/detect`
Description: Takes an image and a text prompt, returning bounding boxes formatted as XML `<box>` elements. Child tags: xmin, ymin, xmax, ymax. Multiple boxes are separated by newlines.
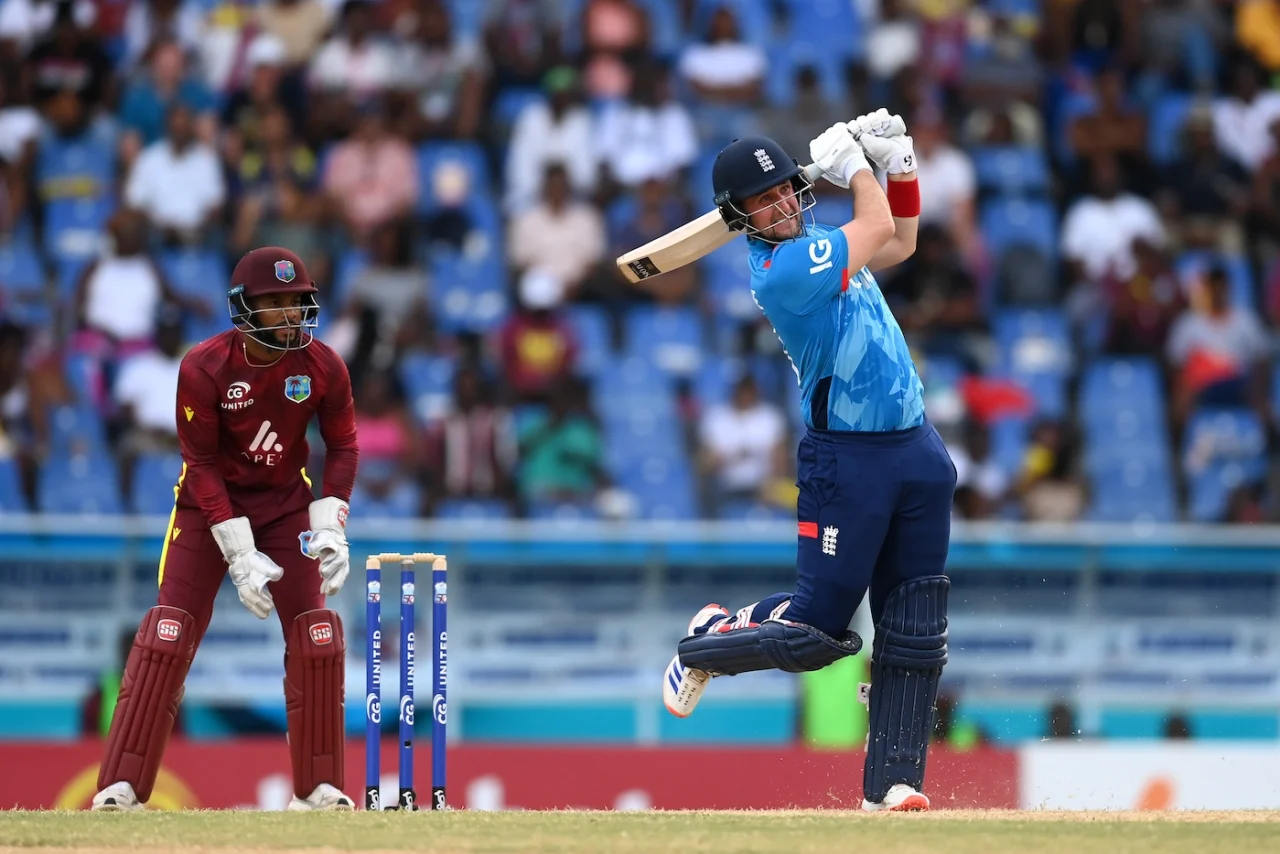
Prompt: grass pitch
<box><xmin>3</xmin><ymin>810</ymin><xmax>1279</xmax><ymax>854</ymax></box>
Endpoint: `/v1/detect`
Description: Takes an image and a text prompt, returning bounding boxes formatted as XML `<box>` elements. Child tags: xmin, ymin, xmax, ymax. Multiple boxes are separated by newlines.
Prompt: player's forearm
<box><xmin>869</xmin><ymin>173</ymin><xmax>920</xmax><ymax>271</ymax></box>
<box><xmin>183</xmin><ymin>463</ymin><xmax>236</xmax><ymax>526</ymax></box>
<box><xmin>851</xmin><ymin>170</ymin><xmax>894</xmax><ymax>239</ymax></box>
<box><xmin>321</xmin><ymin>445</ymin><xmax>359</xmax><ymax>502</ymax></box>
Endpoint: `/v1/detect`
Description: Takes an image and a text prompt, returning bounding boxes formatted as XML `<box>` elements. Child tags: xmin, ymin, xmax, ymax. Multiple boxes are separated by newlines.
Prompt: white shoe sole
<box><xmin>862</xmin><ymin>789</ymin><xmax>931</xmax><ymax>812</ymax></box>
<box><xmin>663</xmin><ymin>655</ymin><xmax>710</xmax><ymax>718</ymax></box>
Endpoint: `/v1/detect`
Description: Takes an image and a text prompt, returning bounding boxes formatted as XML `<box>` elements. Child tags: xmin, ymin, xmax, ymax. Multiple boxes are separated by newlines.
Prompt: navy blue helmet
<box><xmin>712</xmin><ymin>135</ymin><xmax>815</xmax><ymax>242</ymax></box>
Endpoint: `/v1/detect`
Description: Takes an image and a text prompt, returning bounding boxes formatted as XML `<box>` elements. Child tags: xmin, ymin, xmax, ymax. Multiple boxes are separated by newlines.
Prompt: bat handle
<box><xmin>802</xmin><ymin>163</ymin><xmax>824</xmax><ymax>182</ymax></box>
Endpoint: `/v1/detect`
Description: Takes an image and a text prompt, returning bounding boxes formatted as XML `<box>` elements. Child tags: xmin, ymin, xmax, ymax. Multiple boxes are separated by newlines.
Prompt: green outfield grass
<box><xmin>3</xmin><ymin>810</ymin><xmax>1279</xmax><ymax>854</ymax></box>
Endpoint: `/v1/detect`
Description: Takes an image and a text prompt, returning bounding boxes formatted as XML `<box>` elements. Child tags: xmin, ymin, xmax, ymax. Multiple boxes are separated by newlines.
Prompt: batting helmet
<box><xmin>227</xmin><ymin>247</ymin><xmax>320</xmax><ymax>351</ymax></box>
<box><xmin>712</xmin><ymin>136</ymin><xmax>814</xmax><ymax>242</ymax></box>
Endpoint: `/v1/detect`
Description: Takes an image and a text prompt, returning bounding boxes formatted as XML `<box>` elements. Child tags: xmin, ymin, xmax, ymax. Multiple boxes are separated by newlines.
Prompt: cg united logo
<box><xmin>400</xmin><ymin>695</ymin><xmax>415</xmax><ymax>726</ymax></box>
<box><xmin>432</xmin><ymin>693</ymin><xmax>447</xmax><ymax>725</ymax></box>
<box><xmin>366</xmin><ymin>692</ymin><xmax>381</xmax><ymax>725</ymax></box>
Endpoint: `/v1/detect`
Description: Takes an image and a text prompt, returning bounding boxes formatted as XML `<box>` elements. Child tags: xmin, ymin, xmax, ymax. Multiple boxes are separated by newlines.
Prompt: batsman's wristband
<box><xmin>887</xmin><ymin>176</ymin><xmax>920</xmax><ymax>218</ymax></box>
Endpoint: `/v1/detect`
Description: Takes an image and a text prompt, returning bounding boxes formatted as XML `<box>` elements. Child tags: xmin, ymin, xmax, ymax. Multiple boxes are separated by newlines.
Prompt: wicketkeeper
<box><xmin>93</xmin><ymin>248</ymin><xmax>360</xmax><ymax>811</ymax></box>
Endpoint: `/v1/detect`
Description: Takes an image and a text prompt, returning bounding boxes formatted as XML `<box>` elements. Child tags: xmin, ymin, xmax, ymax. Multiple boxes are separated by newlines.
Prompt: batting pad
<box><xmin>678</xmin><ymin>618</ymin><xmax>862</xmax><ymax>675</ymax></box>
<box><xmin>97</xmin><ymin>605</ymin><xmax>198</xmax><ymax>801</ymax></box>
<box><xmin>864</xmin><ymin>575</ymin><xmax>949</xmax><ymax>804</ymax></box>
<box><xmin>285</xmin><ymin>609</ymin><xmax>346</xmax><ymax>798</ymax></box>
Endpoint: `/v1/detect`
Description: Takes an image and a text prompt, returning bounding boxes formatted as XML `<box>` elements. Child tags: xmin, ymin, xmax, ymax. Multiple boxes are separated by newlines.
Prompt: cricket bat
<box><xmin>615</xmin><ymin>115</ymin><xmax>906</xmax><ymax>284</ymax></box>
<box><xmin>615</xmin><ymin>163</ymin><xmax>825</xmax><ymax>284</ymax></box>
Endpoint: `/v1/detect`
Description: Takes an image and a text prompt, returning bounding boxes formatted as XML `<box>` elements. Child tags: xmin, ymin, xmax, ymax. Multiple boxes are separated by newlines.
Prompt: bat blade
<box><xmin>614</xmin><ymin>163</ymin><xmax>827</xmax><ymax>284</ymax></box>
<box><xmin>615</xmin><ymin>209</ymin><xmax>736</xmax><ymax>284</ymax></box>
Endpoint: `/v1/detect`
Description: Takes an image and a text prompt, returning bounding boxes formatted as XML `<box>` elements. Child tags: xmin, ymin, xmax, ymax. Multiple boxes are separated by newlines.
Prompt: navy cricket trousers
<box><xmin>782</xmin><ymin>422</ymin><xmax>957</xmax><ymax>637</ymax></box>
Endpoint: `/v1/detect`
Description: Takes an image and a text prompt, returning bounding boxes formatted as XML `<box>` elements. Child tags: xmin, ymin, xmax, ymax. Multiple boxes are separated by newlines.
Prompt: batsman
<box><xmin>663</xmin><ymin>111</ymin><xmax>956</xmax><ymax>811</ymax></box>
<box><xmin>93</xmin><ymin>247</ymin><xmax>360</xmax><ymax>811</ymax></box>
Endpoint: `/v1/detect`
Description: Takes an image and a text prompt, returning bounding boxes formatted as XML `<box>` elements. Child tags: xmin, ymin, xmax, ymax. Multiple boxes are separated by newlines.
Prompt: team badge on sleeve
<box><xmin>274</xmin><ymin>260</ymin><xmax>296</xmax><ymax>282</ymax></box>
<box><xmin>284</xmin><ymin>375</ymin><xmax>312</xmax><ymax>403</ymax></box>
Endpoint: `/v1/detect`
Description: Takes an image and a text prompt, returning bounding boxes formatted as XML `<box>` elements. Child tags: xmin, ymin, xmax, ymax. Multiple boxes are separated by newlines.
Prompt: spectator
<box><xmin>482</xmin><ymin>0</ymin><xmax>561</xmax><ymax>92</ymax></box>
<box><xmin>1224</xmin><ymin>483</ymin><xmax>1267</xmax><ymax>523</ymax></box>
<box><xmin>595</xmin><ymin>63</ymin><xmax>697</xmax><ymax>191</ymax></box>
<box><xmin>1213</xmin><ymin>58</ymin><xmax>1280</xmax><ymax>173</ymax></box>
<box><xmin>508</xmin><ymin>162</ymin><xmax>606</xmax><ymax>298</ymax></box>
<box><xmin>697</xmin><ymin>375</ymin><xmax>786</xmax><ymax>514</ymax></box>
<box><xmin>1015</xmin><ymin>419</ymin><xmax>1086</xmax><ymax>522</ymax></box>
<box><xmin>1102</xmin><ymin>238</ymin><xmax>1184</xmax><ymax>357</ymax></box>
<box><xmin>1139</xmin><ymin>0</ymin><xmax>1226</xmax><ymax>92</ymax></box>
<box><xmin>1236</xmin><ymin>0</ymin><xmax>1280</xmax><ymax>74</ymax></box>
<box><xmin>321</xmin><ymin>98</ymin><xmax>419</xmax><ymax>243</ymax></box>
<box><xmin>948</xmin><ymin>420</ymin><xmax>1009</xmax><ymax>519</ymax></box>
<box><xmin>124</xmin><ymin>103</ymin><xmax>225</xmax><ymax>247</ymax></box>
<box><xmin>1159</xmin><ymin>105</ymin><xmax>1250</xmax><ymax>254</ymax></box>
<box><xmin>580</xmin><ymin>0</ymin><xmax>649</xmax><ymax>100</ymax></box>
<box><xmin>0</xmin><ymin>66</ymin><xmax>40</xmax><ymax>170</ymax></box>
<box><xmin>112</xmin><ymin>304</ymin><xmax>184</xmax><ymax>484</ymax></box>
<box><xmin>424</xmin><ymin>366</ymin><xmax>517</xmax><ymax>509</ymax></box>
<box><xmin>678</xmin><ymin>5</ymin><xmax>765</xmax><ymax>107</ymax></box>
<box><xmin>221</xmin><ymin>34</ymin><xmax>306</xmax><ymax>158</ymax></box>
<box><xmin>1166</xmin><ymin>265</ymin><xmax>1270</xmax><ymax>423</ymax></box>
<box><xmin>257</xmin><ymin>0</ymin><xmax>333</xmax><ymax>69</ymax></box>
<box><xmin>353</xmin><ymin>368</ymin><xmax>418</xmax><ymax>470</ymax></box>
<box><xmin>231</xmin><ymin>174</ymin><xmax>328</xmax><ymax>291</ymax></box>
<box><xmin>1047</xmin><ymin>700</ymin><xmax>1078</xmax><ymax>739</ymax></box>
<box><xmin>760</xmin><ymin>65</ymin><xmax>857</xmax><ymax>176</ymax></box>
<box><xmin>1248</xmin><ymin>117</ymin><xmax>1280</xmax><ymax>259</ymax></box>
<box><xmin>117</xmin><ymin>39</ymin><xmax>216</xmax><ymax>154</ymax></box>
<box><xmin>1068</xmin><ymin>66</ymin><xmax>1150</xmax><ymax>192</ymax></box>
<box><xmin>865</xmin><ymin>0</ymin><xmax>920</xmax><ymax>87</ymax></box>
<box><xmin>229</xmin><ymin>103</ymin><xmax>319</xmax><ymax>210</ymax></box>
<box><xmin>0</xmin><ymin>0</ymin><xmax>96</xmax><ymax>57</ymax></box>
<box><xmin>1061</xmin><ymin>154</ymin><xmax>1165</xmax><ymax>287</ymax></box>
<box><xmin>23</xmin><ymin>0</ymin><xmax>110</xmax><ymax>113</ymax></box>
<box><xmin>499</xmin><ymin>268</ymin><xmax>578</xmax><ymax>405</ymax></box>
<box><xmin>504</xmin><ymin>65</ymin><xmax>598</xmax><ymax>214</ymax></box>
<box><xmin>961</xmin><ymin>11</ymin><xmax>1043</xmax><ymax>112</ymax></box>
<box><xmin>72</xmin><ymin>209</ymin><xmax>206</xmax><ymax>355</ymax></box>
<box><xmin>516</xmin><ymin>376</ymin><xmax>604</xmax><ymax>507</ymax></box>
<box><xmin>910</xmin><ymin>109</ymin><xmax>978</xmax><ymax>258</ymax></box>
<box><xmin>308</xmin><ymin>0</ymin><xmax>400</xmax><ymax>100</ymax></box>
<box><xmin>399</xmin><ymin>0</ymin><xmax>487</xmax><ymax>141</ymax></box>
<box><xmin>609</xmin><ymin>175</ymin><xmax>697</xmax><ymax>305</ymax></box>
<box><xmin>889</xmin><ymin>224</ymin><xmax>989</xmax><ymax>373</ymax></box>
<box><xmin>121</xmin><ymin>0</ymin><xmax>201</xmax><ymax>71</ymax></box>
<box><xmin>343</xmin><ymin>217</ymin><xmax>429</xmax><ymax>375</ymax></box>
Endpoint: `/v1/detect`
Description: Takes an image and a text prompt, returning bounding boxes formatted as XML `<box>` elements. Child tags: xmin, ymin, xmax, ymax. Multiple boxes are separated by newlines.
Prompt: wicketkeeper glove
<box><xmin>307</xmin><ymin>496</ymin><xmax>350</xmax><ymax>596</ymax></box>
<box><xmin>211</xmin><ymin>517</ymin><xmax>285</xmax><ymax>620</ymax></box>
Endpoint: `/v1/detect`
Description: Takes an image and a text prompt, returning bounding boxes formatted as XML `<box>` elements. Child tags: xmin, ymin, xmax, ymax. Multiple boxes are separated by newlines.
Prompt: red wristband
<box><xmin>887</xmin><ymin>177</ymin><xmax>921</xmax><ymax>218</ymax></box>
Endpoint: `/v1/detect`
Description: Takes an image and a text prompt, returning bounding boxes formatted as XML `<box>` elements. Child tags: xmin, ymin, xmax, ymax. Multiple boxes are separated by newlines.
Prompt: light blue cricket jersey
<box><xmin>749</xmin><ymin>223</ymin><xmax>925</xmax><ymax>432</ymax></box>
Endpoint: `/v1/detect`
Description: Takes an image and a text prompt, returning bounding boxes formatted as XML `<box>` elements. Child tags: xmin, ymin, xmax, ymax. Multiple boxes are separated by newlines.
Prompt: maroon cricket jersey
<box><xmin>174</xmin><ymin>330</ymin><xmax>359</xmax><ymax>526</ymax></box>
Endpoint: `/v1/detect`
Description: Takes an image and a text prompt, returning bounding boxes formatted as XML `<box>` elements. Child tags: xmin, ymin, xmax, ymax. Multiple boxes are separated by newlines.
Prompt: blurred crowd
<box><xmin>0</xmin><ymin>0</ymin><xmax>1278</xmax><ymax>523</ymax></box>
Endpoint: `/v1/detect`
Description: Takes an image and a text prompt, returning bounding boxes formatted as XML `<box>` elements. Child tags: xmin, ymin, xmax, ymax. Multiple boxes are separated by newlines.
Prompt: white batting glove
<box><xmin>861</xmin><ymin>133</ymin><xmax>917</xmax><ymax>174</ymax></box>
<box><xmin>306</xmin><ymin>496</ymin><xmax>350</xmax><ymax>596</ymax></box>
<box><xmin>809</xmin><ymin>122</ymin><xmax>872</xmax><ymax>189</ymax></box>
<box><xmin>847</xmin><ymin>109</ymin><xmax>916</xmax><ymax>175</ymax></box>
<box><xmin>211</xmin><ymin>517</ymin><xmax>284</xmax><ymax>620</ymax></box>
<box><xmin>847</xmin><ymin>108</ymin><xmax>897</xmax><ymax>140</ymax></box>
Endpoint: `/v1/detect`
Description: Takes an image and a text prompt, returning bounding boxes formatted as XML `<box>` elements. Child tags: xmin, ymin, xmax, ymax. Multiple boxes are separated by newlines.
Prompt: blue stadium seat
<box><xmin>980</xmin><ymin>199</ymin><xmax>1058</xmax><ymax>263</ymax></box>
<box><xmin>434</xmin><ymin>498</ymin><xmax>513</xmax><ymax>520</ymax></box>
<box><xmin>493</xmin><ymin>88</ymin><xmax>544</xmax><ymax>128</ymax></box>
<box><xmin>131</xmin><ymin>452</ymin><xmax>184</xmax><ymax>515</ymax></box>
<box><xmin>37</xmin><ymin>451</ymin><xmax>123</xmax><ymax>515</ymax></box>
<box><xmin>971</xmin><ymin>146</ymin><xmax>1051</xmax><ymax>196</ymax></box>
<box><xmin>1181</xmin><ymin>409</ymin><xmax>1268</xmax><ymax>522</ymax></box>
<box><xmin>527</xmin><ymin>500</ymin><xmax>603</xmax><ymax>523</ymax></box>
<box><xmin>701</xmin><ymin>238</ymin><xmax>757</xmax><ymax>320</ymax></box>
<box><xmin>992</xmin><ymin>309</ymin><xmax>1073</xmax><ymax>417</ymax></box>
<box><xmin>48</xmin><ymin>404</ymin><xmax>108</xmax><ymax>454</ymax></box>
<box><xmin>0</xmin><ymin>457</ymin><xmax>27</xmax><ymax>512</ymax></box>
<box><xmin>429</xmin><ymin>254</ymin><xmax>508</xmax><ymax>333</ymax></box>
<box><xmin>161</xmin><ymin>249</ymin><xmax>226</xmax><ymax>300</ymax></box>
<box><xmin>717</xmin><ymin>499</ymin><xmax>791</xmax><ymax>523</ymax></box>
<box><xmin>1087</xmin><ymin>458</ymin><xmax>1178</xmax><ymax>523</ymax></box>
<box><xmin>989</xmin><ymin>418</ymin><xmax>1029</xmax><ymax>479</ymax></box>
<box><xmin>0</xmin><ymin>237</ymin><xmax>49</xmax><ymax>325</ymax></box>
<box><xmin>398</xmin><ymin>352</ymin><xmax>456</xmax><ymax>424</ymax></box>
<box><xmin>349</xmin><ymin>480</ymin><xmax>423</xmax><ymax>519</ymax></box>
<box><xmin>784</xmin><ymin>0</ymin><xmax>864</xmax><ymax>62</ymax></box>
<box><xmin>592</xmin><ymin>356</ymin><xmax>673</xmax><ymax>410</ymax></box>
<box><xmin>331</xmin><ymin>249</ymin><xmax>369</xmax><ymax>309</ymax></box>
<box><xmin>624</xmin><ymin>305</ymin><xmax>704</xmax><ymax>375</ymax></box>
<box><xmin>694</xmin><ymin>355</ymin><xmax>751</xmax><ymax>408</ymax></box>
<box><xmin>1080</xmin><ymin>358</ymin><xmax>1164</xmax><ymax>417</ymax></box>
<box><xmin>417</xmin><ymin>141</ymin><xmax>493</xmax><ymax>212</ymax></box>
<box><xmin>618</xmin><ymin>455</ymin><xmax>697</xmax><ymax>520</ymax></box>
<box><xmin>565</xmin><ymin>305</ymin><xmax>612</xmax><ymax>377</ymax></box>
<box><xmin>1148</xmin><ymin>93</ymin><xmax>1195</xmax><ymax>165</ymax></box>
<box><xmin>43</xmin><ymin>197</ymin><xmax>115</xmax><ymax>263</ymax></box>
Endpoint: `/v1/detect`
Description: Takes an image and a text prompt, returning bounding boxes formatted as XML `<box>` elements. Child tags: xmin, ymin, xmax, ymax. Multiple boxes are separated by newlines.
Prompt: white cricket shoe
<box><xmin>662</xmin><ymin>604</ymin><xmax>729</xmax><ymax>718</ymax></box>
<box><xmin>862</xmin><ymin>783</ymin><xmax>931</xmax><ymax>812</ymax></box>
<box><xmin>287</xmin><ymin>783</ymin><xmax>355</xmax><ymax>811</ymax></box>
<box><xmin>91</xmin><ymin>781</ymin><xmax>142</xmax><ymax>811</ymax></box>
